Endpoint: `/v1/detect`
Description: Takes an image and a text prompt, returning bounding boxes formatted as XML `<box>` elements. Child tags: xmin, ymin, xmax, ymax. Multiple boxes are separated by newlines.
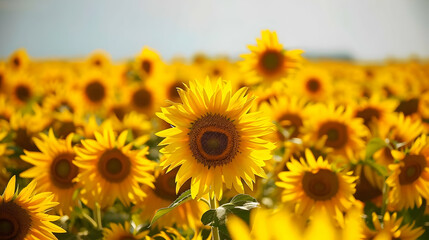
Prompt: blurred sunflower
<box><xmin>7</xmin><ymin>74</ymin><xmax>37</xmax><ymax>106</ymax></box>
<box><xmin>74</xmin><ymin>128</ymin><xmax>155</xmax><ymax>208</ymax></box>
<box><xmin>20</xmin><ymin>130</ymin><xmax>80</xmax><ymax>214</ymax></box>
<box><xmin>157</xmin><ymin>78</ymin><xmax>275</xmax><ymax>199</ymax></box>
<box><xmin>364</xmin><ymin>212</ymin><xmax>424</xmax><ymax>240</ymax></box>
<box><xmin>135</xmin><ymin>47</ymin><xmax>165</xmax><ymax>80</ymax></box>
<box><xmin>0</xmin><ymin>63</ymin><xmax>9</xmax><ymax>95</ymax></box>
<box><xmin>386</xmin><ymin>134</ymin><xmax>429</xmax><ymax>209</ymax></box>
<box><xmin>137</xmin><ymin>166</ymin><xmax>208</xmax><ymax>229</ymax></box>
<box><xmin>276</xmin><ymin>149</ymin><xmax>357</xmax><ymax>222</ymax></box>
<box><xmin>8</xmin><ymin>48</ymin><xmax>30</xmax><ymax>72</ymax></box>
<box><xmin>119</xmin><ymin>112</ymin><xmax>152</xmax><ymax>146</ymax></box>
<box><xmin>0</xmin><ymin>131</ymin><xmax>13</xmax><ymax>188</ymax></box>
<box><xmin>302</xmin><ymin>103</ymin><xmax>368</xmax><ymax>162</ymax></box>
<box><xmin>41</xmin><ymin>89</ymin><xmax>82</xmax><ymax>116</ymax></box>
<box><xmin>0</xmin><ymin>176</ymin><xmax>66</xmax><ymax>240</ymax></box>
<box><xmin>86</xmin><ymin>50</ymin><xmax>111</xmax><ymax>70</ymax></box>
<box><xmin>351</xmin><ymin>94</ymin><xmax>398</xmax><ymax>130</ymax></box>
<box><xmin>0</xmin><ymin>95</ymin><xmax>15</xmax><ymax>121</ymax></box>
<box><xmin>373</xmin><ymin>113</ymin><xmax>423</xmax><ymax>167</ymax></box>
<box><xmin>78</xmin><ymin>71</ymin><xmax>114</xmax><ymax>112</ymax></box>
<box><xmin>103</xmin><ymin>222</ymin><xmax>148</xmax><ymax>240</ymax></box>
<box><xmin>287</xmin><ymin>66</ymin><xmax>333</xmax><ymax>102</ymax></box>
<box><xmin>127</xmin><ymin>81</ymin><xmax>165</xmax><ymax>117</ymax></box>
<box><xmin>240</xmin><ymin>30</ymin><xmax>304</xmax><ymax>85</ymax></box>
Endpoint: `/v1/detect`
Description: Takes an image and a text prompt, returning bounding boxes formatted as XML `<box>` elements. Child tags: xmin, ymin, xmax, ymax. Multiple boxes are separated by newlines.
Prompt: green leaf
<box><xmin>201</xmin><ymin>194</ymin><xmax>260</xmax><ymax>228</ymax></box>
<box><xmin>365</xmin><ymin>138</ymin><xmax>387</xmax><ymax>160</ymax></box>
<box><xmin>366</xmin><ymin>160</ymin><xmax>388</xmax><ymax>177</ymax></box>
<box><xmin>230</xmin><ymin>194</ymin><xmax>257</xmax><ymax>205</ymax></box>
<box><xmin>149</xmin><ymin>189</ymin><xmax>192</xmax><ymax>227</ymax></box>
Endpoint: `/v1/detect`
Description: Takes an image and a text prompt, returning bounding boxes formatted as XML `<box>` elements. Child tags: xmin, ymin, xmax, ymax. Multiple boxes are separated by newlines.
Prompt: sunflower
<box><xmin>364</xmin><ymin>212</ymin><xmax>424</xmax><ymax>240</ymax></box>
<box><xmin>0</xmin><ymin>176</ymin><xmax>66</xmax><ymax>240</ymax></box>
<box><xmin>0</xmin><ymin>63</ymin><xmax>9</xmax><ymax>95</ymax></box>
<box><xmin>386</xmin><ymin>134</ymin><xmax>429</xmax><ymax>209</ymax></box>
<box><xmin>8</xmin><ymin>48</ymin><xmax>30</xmax><ymax>72</ymax></box>
<box><xmin>301</xmin><ymin>103</ymin><xmax>368</xmax><ymax>162</ymax></box>
<box><xmin>78</xmin><ymin>71</ymin><xmax>113</xmax><ymax>112</ymax></box>
<box><xmin>157</xmin><ymin>78</ymin><xmax>275</xmax><ymax>200</ymax></box>
<box><xmin>276</xmin><ymin>149</ymin><xmax>357</xmax><ymax>222</ymax></box>
<box><xmin>74</xmin><ymin>127</ymin><xmax>155</xmax><ymax>208</ymax></box>
<box><xmin>134</xmin><ymin>47</ymin><xmax>165</xmax><ymax>80</ymax></box>
<box><xmin>373</xmin><ymin>113</ymin><xmax>423</xmax><ymax>167</ymax></box>
<box><xmin>103</xmin><ymin>222</ymin><xmax>148</xmax><ymax>240</ymax></box>
<box><xmin>119</xmin><ymin>112</ymin><xmax>152</xmax><ymax>146</ymax></box>
<box><xmin>136</xmin><ymin>165</ymin><xmax>208</xmax><ymax>229</ymax></box>
<box><xmin>86</xmin><ymin>50</ymin><xmax>111</xmax><ymax>70</ymax></box>
<box><xmin>20</xmin><ymin>130</ymin><xmax>80</xmax><ymax>215</ymax></box>
<box><xmin>351</xmin><ymin>94</ymin><xmax>398</xmax><ymax>131</ymax></box>
<box><xmin>0</xmin><ymin>131</ymin><xmax>13</xmax><ymax>188</ymax></box>
<box><xmin>240</xmin><ymin>30</ymin><xmax>304</xmax><ymax>85</ymax></box>
<box><xmin>127</xmin><ymin>81</ymin><xmax>165</xmax><ymax>117</ymax></box>
<box><xmin>41</xmin><ymin>89</ymin><xmax>82</xmax><ymax>116</ymax></box>
<box><xmin>7</xmin><ymin>73</ymin><xmax>37</xmax><ymax>106</ymax></box>
<box><xmin>0</xmin><ymin>95</ymin><xmax>15</xmax><ymax>121</ymax></box>
<box><xmin>287</xmin><ymin>66</ymin><xmax>333</xmax><ymax>102</ymax></box>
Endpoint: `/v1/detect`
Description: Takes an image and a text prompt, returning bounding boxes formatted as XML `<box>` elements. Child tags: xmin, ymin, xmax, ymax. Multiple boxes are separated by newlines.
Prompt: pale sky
<box><xmin>1</xmin><ymin>0</ymin><xmax>428</xmax><ymax>61</ymax></box>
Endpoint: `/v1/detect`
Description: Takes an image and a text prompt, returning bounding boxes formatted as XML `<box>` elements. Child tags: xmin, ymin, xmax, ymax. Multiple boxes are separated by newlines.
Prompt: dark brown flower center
<box><xmin>14</xmin><ymin>128</ymin><xmax>38</xmax><ymax>151</ymax></box>
<box><xmin>303</xmin><ymin>169</ymin><xmax>339</xmax><ymax>200</ymax></box>
<box><xmin>306</xmin><ymin>78</ymin><xmax>321</xmax><ymax>93</ymax></box>
<box><xmin>85</xmin><ymin>80</ymin><xmax>105</xmax><ymax>103</ymax></box>
<box><xmin>355</xmin><ymin>107</ymin><xmax>381</xmax><ymax>126</ymax></box>
<box><xmin>55</xmin><ymin>121</ymin><xmax>77</xmax><ymax>139</ymax></box>
<box><xmin>278</xmin><ymin>113</ymin><xmax>303</xmax><ymax>139</ymax></box>
<box><xmin>98</xmin><ymin>149</ymin><xmax>131</xmax><ymax>182</ymax></box>
<box><xmin>395</xmin><ymin>98</ymin><xmax>419</xmax><ymax>116</ymax></box>
<box><xmin>318</xmin><ymin>121</ymin><xmax>348</xmax><ymax>149</ymax></box>
<box><xmin>15</xmin><ymin>85</ymin><xmax>31</xmax><ymax>102</ymax></box>
<box><xmin>189</xmin><ymin>114</ymin><xmax>240</xmax><ymax>168</ymax></box>
<box><xmin>0</xmin><ymin>201</ymin><xmax>32</xmax><ymax>240</ymax></box>
<box><xmin>141</xmin><ymin>60</ymin><xmax>152</xmax><ymax>74</ymax></box>
<box><xmin>259</xmin><ymin>50</ymin><xmax>284</xmax><ymax>75</ymax></box>
<box><xmin>132</xmin><ymin>88</ymin><xmax>152</xmax><ymax>110</ymax></box>
<box><xmin>153</xmin><ymin>168</ymin><xmax>191</xmax><ymax>201</ymax></box>
<box><xmin>112</xmin><ymin>106</ymin><xmax>127</xmax><ymax>121</ymax></box>
<box><xmin>12</xmin><ymin>57</ymin><xmax>20</xmax><ymax>68</ymax></box>
<box><xmin>168</xmin><ymin>82</ymin><xmax>183</xmax><ymax>101</ymax></box>
<box><xmin>399</xmin><ymin>154</ymin><xmax>426</xmax><ymax>185</ymax></box>
<box><xmin>120</xmin><ymin>236</ymin><xmax>137</xmax><ymax>240</ymax></box>
<box><xmin>50</xmin><ymin>153</ymin><xmax>79</xmax><ymax>189</ymax></box>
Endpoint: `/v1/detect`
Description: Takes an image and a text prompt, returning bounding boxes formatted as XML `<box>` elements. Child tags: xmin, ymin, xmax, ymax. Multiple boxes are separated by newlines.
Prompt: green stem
<box><xmin>200</xmin><ymin>198</ymin><xmax>211</xmax><ymax>208</ymax></box>
<box><xmin>380</xmin><ymin>178</ymin><xmax>389</xmax><ymax>224</ymax></box>
<box><xmin>82</xmin><ymin>212</ymin><xmax>98</xmax><ymax>228</ymax></box>
<box><xmin>95</xmin><ymin>202</ymin><xmax>103</xmax><ymax>230</ymax></box>
<box><xmin>210</xmin><ymin>197</ymin><xmax>221</xmax><ymax>240</ymax></box>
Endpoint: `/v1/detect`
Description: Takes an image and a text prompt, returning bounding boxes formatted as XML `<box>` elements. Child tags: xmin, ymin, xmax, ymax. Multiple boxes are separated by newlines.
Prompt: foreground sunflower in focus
<box><xmin>0</xmin><ymin>176</ymin><xmax>65</xmax><ymax>240</ymax></box>
<box><xmin>157</xmin><ymin>78</ymin><xmax>275</xmax><ymax>200</ymax></box>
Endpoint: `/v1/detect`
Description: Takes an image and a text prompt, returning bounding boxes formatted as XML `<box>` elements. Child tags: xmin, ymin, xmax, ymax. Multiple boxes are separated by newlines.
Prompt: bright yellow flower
<box><xmin>74</xmin><ymin>127</ymin><xmax>155</xmax><ymax>208</ymax></box>
<box><xmin>103</xmin><ymin>222</ymin><xmax>149</xmax><ymax>240</ymax></box>
<box><xmin>20</xmin><ymin>130</ymin><xmax>80</xmax><ymax>215</ymax></box>
<box><xmin>276</xmin><ymin>149</ymin><xmax>357</xmax><ymax>223</ymax></box>
<box><xmin>365</xmin><ymin>212</ymin><xmax>424</xmax><ymax>240</ymax></box>
<box><xmin>0</xmin><ymin>176</ymin><xmax>66</xmax><ymax>240</ymax></box>
<box><xmin>157</xmin><ymin>78</ymin><xmax>275</xmax><ymax>200</ymax></box>
<box><xmin>240</xmin><ymin>30</ymin><xmax>304</xmax><ymax>85</ymax></box>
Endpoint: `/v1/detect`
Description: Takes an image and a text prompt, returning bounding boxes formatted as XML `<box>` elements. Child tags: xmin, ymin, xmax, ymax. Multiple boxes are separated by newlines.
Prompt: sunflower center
<box><xmin>356</xmin><ymin>107</ymin><xmax>380</xmax><ymax>126</ymax></box>
<box><xmin>259</xmin><ymin>50</ymin><xmax>284</xmax><ymax>75</ymax></box>
<box><xmin>141</xmin><ymin>60</ymin><xmax>152</xmax><ymax>74</ymax></box>
<box><xmin>85</xmin><ymin>81</ymin><xmax>105</xmax><ymax>103</ymax></box>
<box><xmin>12</xmin><ymin>57</ymin><xmax>20</xmax><ymax>67</ymax></box>
<box><xmin>278</xmin><ymin>113</ymin><xmax>303</xmax><ymax>138</ymax></box>
<box><xmin>112</xmin><ymin>106</ymin><xmax>127</xmax><ymax>121</ymax></box>
<box><xmin>51</xmin><ymin>153</ymin><xmax>78</xmax><ymax>189</ymax></box>
<box><xmin>14</xmin><ymin>128</ymin><xmax>38</xmax><ymax>151</ymax></box>
<box><xmin>306</xmin><ymin>78</ymin><xmax>321</xmax><ymax>93</ymax></box>
<box><xmin>0</xmin><ymin>201</ymin><xmax>32</xmax><ymax>240</ymax></box>
<box><xmin>318</xmin><ymin>121</ymin><xmax>348</xmax><ymax>149</ymax></box>
<box><xmin>168</xmin><ymin>82</ymin><xmax>182</xmax><ymax>101</ymax></box>
<box><xmin>56</xmin><ymin>121</ymin><xmax>77</xmax><ymax>138</ymax></box>
<box><xmin>132</xmin><ymin>88</ymin><xmax>152</xmax><ymax>110</ymax></box>
<box><xmin>120</xmin><ymin>236</ymin><xmax>136</xmax><ymax>240</ymax></box>
<box><xmin>189</xmin><ymin>114</ymin><xmax>240</xmax><ymax>168</ymax></box>
<box><xmin>153</xmin><ymin>168</ymin><xmax>191</xmax><ymax>201</ymax></box>
<box><xmin>303</xmin><ymin>169</ymin><xmax>339</xmax><ymax>200</ymax></box>
<box><xmin>98</xmin><ymin>149</ymin><xmax>131</xmax><ymax>182</ymax></box>
<box><xmin>399</xmin><ymin>154</ymin><xmax>426</xmax><ymax>185</ymax></box>
<box><xmin>395</xmin><ymin>98</ymin><xmax>419</xmax><ymax>116</ymax></box>
<box><xmin>15</xmin><ymin>85</ymin><xmax>31</xmax><ymax>102</ymax></box>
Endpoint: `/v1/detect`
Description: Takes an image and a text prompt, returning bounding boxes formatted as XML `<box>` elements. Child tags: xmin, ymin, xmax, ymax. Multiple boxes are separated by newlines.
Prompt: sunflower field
<box><xmin>1</xmin><ymin>30</ymin><xmax>429</xmax><ymax>240</ymax></box>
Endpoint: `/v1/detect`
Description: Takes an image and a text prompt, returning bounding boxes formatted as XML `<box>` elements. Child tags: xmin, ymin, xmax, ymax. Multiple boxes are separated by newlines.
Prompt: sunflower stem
<box><xmin>210</xmin><ymin>196</ymin><xmax>221</xmax><ymax>240</ymax></box>
<box><xmin>82</xmin><ymin>212</ymin><xmax>98</xmax><ymax>229</ymax></box>
<box><xmin>380</xmin><ymin>178</ymin><xmax>389</xmax><ymax>222</ymax></box>
<box><xmin>200</xmin><ymin>198</ymin><xmax>211</xmax><ymax>208</ymax></box>
<box><xmin>95</xmin><ymin>202</ymin><xmax>103</xmax><ymax>230</ymax></box>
